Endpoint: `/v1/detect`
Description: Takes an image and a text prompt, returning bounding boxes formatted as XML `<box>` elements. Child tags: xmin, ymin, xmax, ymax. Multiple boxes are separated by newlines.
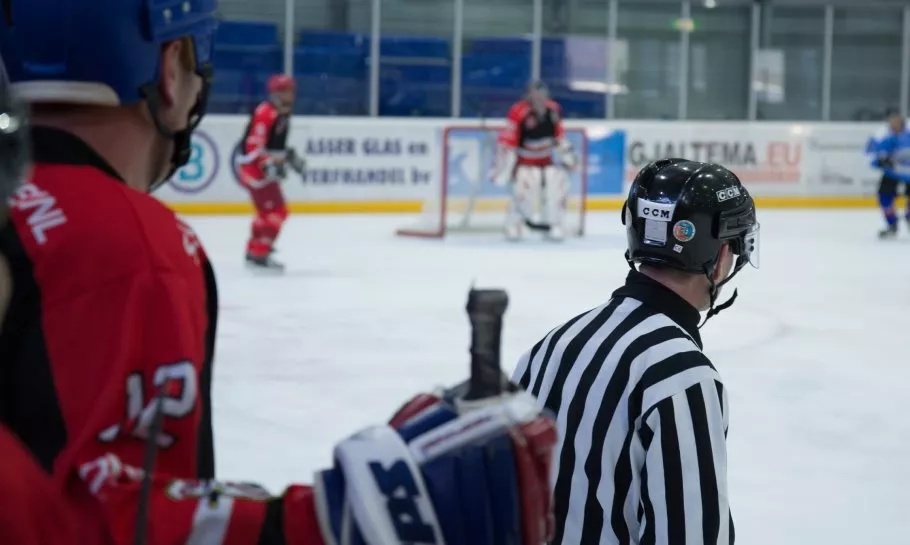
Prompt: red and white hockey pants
<box><xmin>239</xmin><ymin>168</ymin><xmax>288</xmax><ymax>258</ymax></box>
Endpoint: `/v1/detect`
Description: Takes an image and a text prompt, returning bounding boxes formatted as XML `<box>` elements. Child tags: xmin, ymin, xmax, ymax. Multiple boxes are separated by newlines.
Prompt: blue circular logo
<box><xmin>673</xmin><ymin>220</ymin><xmax>696</xmax><ymax>242</ymax></box>
<box><xmin>167</xmin><ymin>130</ymin><xmax>220</xmax><ymax>194</ymax></box>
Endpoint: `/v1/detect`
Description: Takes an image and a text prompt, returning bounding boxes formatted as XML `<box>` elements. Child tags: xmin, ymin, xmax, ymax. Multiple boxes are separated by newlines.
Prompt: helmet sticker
<box><xmin>637</xmin><ymin>198</ymin><xmax>675</xmax><ymax>222</ymax></box>
<box><xmin>644</xmin><ymin>219</ymin><xmax>667</xmax><ymax>245</ymax></box>
<box><xmin>673</xmin><ymin>220</ymin><xmax>696</xmax><ymax>242</ymax></box>
<box><xmin>716</xmin><ymin>186</ymin><xmax>742</xmax><ymax>203</ymax></box>
<box><xmin>673</xmin><ymin>244</ymin><xmax>683</xmax><ymax>253</ymax></box>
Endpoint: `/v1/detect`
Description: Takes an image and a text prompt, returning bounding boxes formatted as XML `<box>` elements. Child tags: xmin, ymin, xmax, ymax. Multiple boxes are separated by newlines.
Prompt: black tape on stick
<box><xmin>464</xmin><ymin>288</ymin><xmax>509</xmax><ymax>401</ymax></box>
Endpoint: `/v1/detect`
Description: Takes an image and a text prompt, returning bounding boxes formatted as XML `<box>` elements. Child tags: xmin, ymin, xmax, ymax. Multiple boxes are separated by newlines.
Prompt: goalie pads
<box><xmin>505</xmin><ymin>167</ymin><xmax>543</xmax><ymax>239</ymax></box>
<box><xmin>542</xmin><ymin>165</ymin><xmax>569</xmax><ymax>239</ymax></box>
<box><xmin>506</xmin><ymin>165</ymin><xmax>569</xmax><ymax>240</ymax></box>
<box><xmin>490</xmin><ymin>145</ymin><xmax>518</xmax><ymax>186</ymax></box>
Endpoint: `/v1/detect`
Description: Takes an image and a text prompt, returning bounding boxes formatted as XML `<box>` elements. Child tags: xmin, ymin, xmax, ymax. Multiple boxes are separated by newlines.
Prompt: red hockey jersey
<box><xmin>0</xmin><ymin>127</ymin><xmax>323</xmax><ymax>545</ymax></box>
<box><xmin>0</xmin><ymin>423</ymin><xmax>94</xmax><ymax>544</ymax></box>
<box><xmin>238</xmin><ymin>100</ymin><xmax>292</xmax><ymax>179</ymax></box>
<box><xmin>499</xmin><ymin>98</ymin><xmax>565</xmax><ymax>167</ymax></box>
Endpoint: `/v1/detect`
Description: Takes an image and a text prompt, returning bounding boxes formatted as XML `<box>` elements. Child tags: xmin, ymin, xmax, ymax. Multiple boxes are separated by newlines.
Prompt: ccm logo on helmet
<box><xmin>716</xmin><ymin>187</ymin><xmax>741</xmax><ymax>203</ymax></box>
<box><xmin>637</xmin><ymin>198</ymin><xmax>675</xmax><ymax>222</ymax></box>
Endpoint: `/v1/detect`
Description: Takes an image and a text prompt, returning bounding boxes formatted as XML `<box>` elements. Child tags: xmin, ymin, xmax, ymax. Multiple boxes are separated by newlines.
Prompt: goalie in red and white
<box><xmin>491</xmin><ymin>80</ymin><xmax>578</xmax><ymax>240</ymax></box>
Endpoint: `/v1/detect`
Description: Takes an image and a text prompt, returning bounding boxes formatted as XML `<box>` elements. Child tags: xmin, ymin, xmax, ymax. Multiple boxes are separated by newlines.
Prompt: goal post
<box><xmin>396</xmin><ymin>125</ymin><xmax>589</xmax><ymax>238</ymax></box>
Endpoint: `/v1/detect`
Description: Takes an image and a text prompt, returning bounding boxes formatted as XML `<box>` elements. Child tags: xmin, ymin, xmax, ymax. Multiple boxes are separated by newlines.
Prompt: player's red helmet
<box><xmin>267</xmin><ymin>74</ymin><xmax>296</xmax><ymax>94</ymax></box>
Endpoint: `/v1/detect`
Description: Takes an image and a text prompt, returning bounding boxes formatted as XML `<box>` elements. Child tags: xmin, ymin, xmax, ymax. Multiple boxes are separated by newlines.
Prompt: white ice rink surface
<box><xmin>187</xmin><ymin>210</ymin><xmax>910</xmax><ymax>545</ymax></box>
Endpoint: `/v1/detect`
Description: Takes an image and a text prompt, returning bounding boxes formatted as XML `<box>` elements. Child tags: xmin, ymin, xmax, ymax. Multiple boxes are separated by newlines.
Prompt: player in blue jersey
<box><xmin>869</xmin><ymin>110</ymin><xmax>910</xmax><ymax>238</ymax></box>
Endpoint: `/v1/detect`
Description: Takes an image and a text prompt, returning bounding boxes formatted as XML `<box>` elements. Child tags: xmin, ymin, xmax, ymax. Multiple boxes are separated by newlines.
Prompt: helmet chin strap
<box><xmin>625</xmin><ymin>250</ymin><xmax>745</xmax><ymax>329</ymax></box>
<box><xmin>140</xmin><ymin>71</ymin><xmax>210</xmax><ymax>192</ymax></box>
<box><xmin>699</xmin><ymin>256</ymin><xmax>748</xmax><ymax>329</ymax></box>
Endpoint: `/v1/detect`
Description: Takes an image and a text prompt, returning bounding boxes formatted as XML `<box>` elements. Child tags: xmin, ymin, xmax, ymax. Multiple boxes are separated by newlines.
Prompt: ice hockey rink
<box><xmin>186</xmin><ymin>208</ymin><xmax>909</xmax><ymax>545</ymax></box>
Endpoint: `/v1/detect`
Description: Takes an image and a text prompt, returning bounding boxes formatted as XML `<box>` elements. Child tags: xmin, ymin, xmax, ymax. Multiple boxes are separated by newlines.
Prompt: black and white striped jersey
<box><xmin>513</xmin><ymin>270</ymin><xmax>733</xmax><ymax>545</ymax></box>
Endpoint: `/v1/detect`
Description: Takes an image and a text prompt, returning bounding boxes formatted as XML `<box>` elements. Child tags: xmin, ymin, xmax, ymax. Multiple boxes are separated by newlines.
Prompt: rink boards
<box><xmin>155</xmin><ymin>115</ymin><xmax>889</xmax><ymax>214</ymax></box>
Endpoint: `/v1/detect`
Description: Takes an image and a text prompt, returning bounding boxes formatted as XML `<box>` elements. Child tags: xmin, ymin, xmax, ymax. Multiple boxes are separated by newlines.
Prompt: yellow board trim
<box><xmin>165</xmin><ymin>195</ymin><xmax>889</xmax><ymax>215</ymax></box>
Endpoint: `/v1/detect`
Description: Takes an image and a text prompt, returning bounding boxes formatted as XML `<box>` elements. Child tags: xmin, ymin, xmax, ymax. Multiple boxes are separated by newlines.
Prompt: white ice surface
<box><xmin>186</xmin><ymin>210</ymin><xmax>910</xmax><ymax>545</ymax></box>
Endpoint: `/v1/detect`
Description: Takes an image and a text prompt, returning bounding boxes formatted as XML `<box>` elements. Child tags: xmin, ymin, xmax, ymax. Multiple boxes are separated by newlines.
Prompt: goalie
<box><xmin>491</xmin><ymin>80</ymin><xmax>577</xmax><ymax>241</ymax></box>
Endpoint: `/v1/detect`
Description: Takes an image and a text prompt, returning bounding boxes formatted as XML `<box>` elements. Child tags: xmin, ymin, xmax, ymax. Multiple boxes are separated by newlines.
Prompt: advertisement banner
<box><xmin>801</xmin><ymin>123</ymin><xmax>882</xmax><ymax>195</ymax></box>
<box><xmin>584</xmin><ymin>127</ymin><xmax>626</xmax><ymax>195</ymax></box>
<box><xmin>153</xmin><ymin>116</ymin><xmax>889</xmax><ymax>212</ymax></box>
<box><xmin>155</xmin><ymin>117</ymin><xmax>443</xmax><ymax>204</ymax></box>
<box><xmin>619</xmin><ymin>123</ymin><xmax>806</xmax><ymax>194</ymax></box>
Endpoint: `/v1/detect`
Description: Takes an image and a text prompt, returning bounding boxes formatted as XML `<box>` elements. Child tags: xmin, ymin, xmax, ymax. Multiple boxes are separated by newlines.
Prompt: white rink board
<box><xmin>154</xmin><ymin>116</ymin><xmax>886</xmax><ymax>209</ymax></box>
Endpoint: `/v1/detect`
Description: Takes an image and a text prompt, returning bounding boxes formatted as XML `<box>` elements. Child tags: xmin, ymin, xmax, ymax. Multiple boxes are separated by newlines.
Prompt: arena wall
<box><xmin>155</xmin><ymin>115</ymin><xmax>886</xmax><ymax>214</ymax></box>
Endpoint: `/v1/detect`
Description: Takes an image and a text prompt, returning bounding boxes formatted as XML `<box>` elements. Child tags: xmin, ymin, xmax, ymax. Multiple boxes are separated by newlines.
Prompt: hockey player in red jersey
<box><xmin>492</xmin><ymin>80</ymin><xmax>578</xmax><ymax>241</ymax></box>
<box><xmin>237</xmin><ymin>74</ymin><xmax>305</xmax><ymax>272</ymax></box>
<box><xmin>0</xmin><ymin>1</ymin><xmax>558</xmax><ymax>544</ymax></box>
<box><xmin>0</xmin><ymin>55</ymin><xmax>95</xmax><ymax>545</ymax></box>
<box><xmin>0</xmin><ymin>425</ymin><xmax>96</xmax><ymax>544</ymax></box>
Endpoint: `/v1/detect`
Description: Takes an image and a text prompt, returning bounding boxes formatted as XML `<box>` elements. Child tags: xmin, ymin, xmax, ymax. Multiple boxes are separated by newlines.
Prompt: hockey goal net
<box><xmin>396</xmin><ymin>125</ymin><xmax>589</xmax><ymax>238</ymax></box>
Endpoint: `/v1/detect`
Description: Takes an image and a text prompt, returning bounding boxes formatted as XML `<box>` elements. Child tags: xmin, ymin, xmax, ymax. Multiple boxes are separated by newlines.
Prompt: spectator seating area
<box><xmin>211</xmin><ymin>20</ymin><xmax>606</xmax><ymax>117</ymax></box>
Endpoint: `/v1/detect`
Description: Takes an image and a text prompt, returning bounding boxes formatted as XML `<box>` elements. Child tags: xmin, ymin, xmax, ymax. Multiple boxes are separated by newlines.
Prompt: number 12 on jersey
<box><xmin>98</xmin><ymin>361</ymin><xmax>198</xmax><ymax>448</ymax></box>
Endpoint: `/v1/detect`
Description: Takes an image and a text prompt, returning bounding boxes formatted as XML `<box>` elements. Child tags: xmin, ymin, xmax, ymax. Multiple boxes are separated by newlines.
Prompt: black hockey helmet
<box><xmin>0</xmin><ymin>55</ymin><xmax>28</xmax><ymax>203</ymax></box>
<box><xmin>622</xmin><ymin>158</ymin><xmax>759</xmax><ymax>321</ymax></box>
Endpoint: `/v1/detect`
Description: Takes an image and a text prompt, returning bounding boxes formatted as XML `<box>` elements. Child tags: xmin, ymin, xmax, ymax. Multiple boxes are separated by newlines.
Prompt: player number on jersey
<box><xmin>98</xmin><ymin>361</ymin><xmax>198</xmax><ymax>448</ymax></box>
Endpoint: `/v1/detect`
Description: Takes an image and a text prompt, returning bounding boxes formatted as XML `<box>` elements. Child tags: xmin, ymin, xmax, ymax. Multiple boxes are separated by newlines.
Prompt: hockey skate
<box><xmin>546</xmin><ymin>224</ymin><xmax>566</xmax><ymax>242</ymax></box>
<box><xmin>245</xmin><ymin>252</ymin><xmax>286</xmax><ymax>273</ymax></box>
<box><xmin>504</xmin><ymin>222</ymin><xmax>523</xmax><ymax>242</ymax></box>
<box><xmin>879</xmin><ymin>223</ymin><xmax>898</xmax><ymax>239</ymax></box>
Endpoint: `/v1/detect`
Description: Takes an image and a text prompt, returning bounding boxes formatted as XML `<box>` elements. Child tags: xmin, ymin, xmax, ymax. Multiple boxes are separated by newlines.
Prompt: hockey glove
<box><xmin>555</xmin><ymin>139</ymin><xmax>578</xmax><ymax>170</ymax></box>
<box><xmin>313</xmin><ymin>385</ymin><xmax>556</xmax><ymax>545</ymax></box>
<box><xmin>287</xmin><ymin>148</ymin><xmax>306</xmax><ymax>175</ymax></box>
<box><xmin>264</xmin><ymin>160</ymin><xmax>288</xmax><ymax>181</ymax></box>
<box><xmin>873</xmin><ymin>157</ymin><xmax>895</xmax><ymax>170</ymax></box>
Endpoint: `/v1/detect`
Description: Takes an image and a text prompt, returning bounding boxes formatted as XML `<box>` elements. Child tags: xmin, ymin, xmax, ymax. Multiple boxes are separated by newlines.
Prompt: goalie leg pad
<box><xmin>507</xmin><ymin>166</ymin><xmax>543</xmax><ymax>233</ymax></box>
<box><xmin>505</xmin><ymin>167</ymin><xmax>541</xmax><ymax>239</ymax></box>
<box><xmin>542</xmin><ymin>165</ymin><xmax>569</xmax><ymax>238</ymax></box>
<box><xmin>490</xmin><ymin>146</ymin><xmax>518</xmax><ymax>187</ymax></box>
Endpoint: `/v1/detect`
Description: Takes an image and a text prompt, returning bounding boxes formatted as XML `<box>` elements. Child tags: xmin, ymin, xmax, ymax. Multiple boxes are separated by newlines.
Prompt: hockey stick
<box><xmin>464</xmin><ymin>288</ymin><xmax>510</xmax><ymax>400</ymax></box>
<box><xmin>133</xmin><ymin>385</ymin><xmax>168</xmax><ymax>545</ymax></box>
<box><xmin>522</xmin><ymin>218</ymin><xmax>553</xmax><ymax>232</ymax></box>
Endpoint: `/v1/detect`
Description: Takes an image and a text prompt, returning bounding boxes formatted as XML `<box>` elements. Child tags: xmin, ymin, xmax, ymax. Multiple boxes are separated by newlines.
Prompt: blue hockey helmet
<box><xmin>0</xmin><ymin>55</ymin><xmax>28</xmax><ymax>202</ymax></box>
<box><xmin>0</xmin><ymin>0</ymin><xmax>218</xmax><ymax>182</ymax></box>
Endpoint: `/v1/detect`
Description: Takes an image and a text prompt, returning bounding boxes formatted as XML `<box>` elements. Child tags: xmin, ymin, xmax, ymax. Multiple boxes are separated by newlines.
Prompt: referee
<box><xmin>513</xmin><ymin>159</ymin><xmax>759</xmax><ymax>545</ymax></box>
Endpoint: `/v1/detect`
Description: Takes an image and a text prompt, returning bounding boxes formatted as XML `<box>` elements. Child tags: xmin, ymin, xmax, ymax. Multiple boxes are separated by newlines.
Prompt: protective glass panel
<box><xmin>758</xmin><ymin>6</ymin><xmax>824</xmax><ymax>120</ymax></box>
<box><xmin>687</xmin><ymin>4</ymin><xmax>750</xmax><ymax>120</ymax></box>
<box><xmin>378</xmin><ymin>0</ymin><xmax>454</xmax><ymax>116</ymax></box>
<box><xmin>460</xmin><ymin>0</ymin><xmax>534</xmax><ymax>118</ymax></box>
<box><xmin>831</xmin><ymin>7</ymin><xmax>903</xmax><ymax>121</ymax></box>
<box><xmin>614</xmin><ymin>1</ymin><xmax>682</xmax><ymax>119</ymax></box>
<box><xmin>212</xmin><ymin>0</ymin><xmax>372</xmax><ymax>115</ymax></box>
<box><xmin>541</xmin><ymin>0</ymin><xmax>609</xmax><ymax>119</ymax></box>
